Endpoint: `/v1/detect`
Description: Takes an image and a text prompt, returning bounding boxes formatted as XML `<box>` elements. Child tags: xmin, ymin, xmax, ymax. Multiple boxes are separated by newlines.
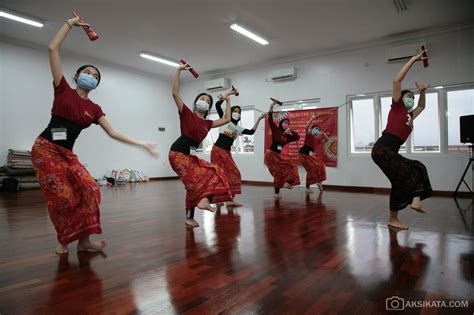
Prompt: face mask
<box><xmin>195</xmin><ymin>99</ymin><xmax>209</xmax><ymax>113</ymax></box>
<box><xmin>282</xmin><ymin>122</ymin><xmax>289</xmax><ymax>130</ymax></box>
<box><xmin>76</xmin><ymin>73</ymin><xmax>98</xmax><ymax>91</ymax></box>
<box><xmin>312</xmin><ymin>128</ymin><xmax>320</xmax><ymax>136</ymax></box>
<box><xmin>403</xmin><ymin>97</ymin><xmax>415</xmax><ymax>111</ymax></box>
<box><xmin>232</xmin><ymin>112</ymin><xmax>241</xmax><ymax>121</ymax></box>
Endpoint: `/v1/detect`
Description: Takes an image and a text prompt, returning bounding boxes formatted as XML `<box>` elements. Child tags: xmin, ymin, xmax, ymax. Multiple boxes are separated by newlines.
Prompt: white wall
<box><xmin>0</xmin><ymin>41</ymin><xmax>178</xmax><ymax>178</ymax></box>
<box><xmin>181</xmin><ymin>28</ymin><xmax>474</xmax><ymax>192</ymax></box>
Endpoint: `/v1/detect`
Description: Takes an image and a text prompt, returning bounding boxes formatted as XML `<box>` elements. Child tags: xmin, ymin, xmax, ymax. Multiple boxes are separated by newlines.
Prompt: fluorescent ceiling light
<box><xmin>0</xmin><ymin>11</ymin><xmax>44</xmax><ymax>27</ymax></box>
<box><xmin>434</xmin><ymin>86</ymin><xmax>444</xmax><ymax>89</ymax></box>
<box><xmin>140</xmin><ymin>53</ymin><xmax>180</xmax><ymax>67</ymax></box>
<box><xmin>230</xmin><ymin>23</ymin><xmax>269</xmax><ymax>45</ymax></box>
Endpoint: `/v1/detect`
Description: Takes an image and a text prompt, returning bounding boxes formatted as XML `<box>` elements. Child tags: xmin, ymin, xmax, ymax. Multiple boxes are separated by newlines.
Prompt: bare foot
<box><xmin>410</xmin><ymin>199</ymin><xmax>428</xmax><ymax>213</ymax></box>
<box><xmin>77</xmin><ymin>239</ymin><xmax>107</xmax><ymax>252</ymax></box>
<box><xmin>387</xmin><ymin>219</ymin><xmax>409</xmax><ymax>230</ymax></box>
<box><xmin>317</xmin><ymin>183</ymin><xmax>323</xmax><ymax>191</ymax></box>
<box><xmin>273</xmin><ymin>193</ymin><xmax>282</xmax><ymax>199</ymax></box>
<box><xmin>197</xmin><ymin>198</ymin><xmax>216</xmax><ymax>212</ymax></box>
<box><xmin>226</xmin><ymin>201</ymin><xmax>242</xmax><ymax>207</ymax></box>
<box><xmin>283</xmin><ymin>182</ymin><xmax>293</xmax><ymax>190</ymax></box>
<box><xmin>305</xmin><ymin>188</ymin><xmax>314</xmax><ymax>194</ymax></box>
<box><xmin>185</xmin><ymin>218</ymin><xmax>200</xmax><ymax>228</ymax></box>
<box><xmin>56</xmin><ymin>243</ymin><xmax>68</xmax><ymax>254</ymax></box>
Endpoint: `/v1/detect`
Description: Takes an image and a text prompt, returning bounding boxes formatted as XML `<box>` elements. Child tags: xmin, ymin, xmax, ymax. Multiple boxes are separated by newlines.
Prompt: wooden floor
<box><xmin>0</xmin><ymin>181</ymin><xmax>473</xmax><ymax>314</ymax></box>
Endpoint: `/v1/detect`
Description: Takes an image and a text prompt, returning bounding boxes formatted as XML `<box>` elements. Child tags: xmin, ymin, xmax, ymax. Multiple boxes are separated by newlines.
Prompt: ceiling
<box><xmin>1</xmin><ymin>0</ymin><xmax>473</xmax><ymax>78</ymax></box>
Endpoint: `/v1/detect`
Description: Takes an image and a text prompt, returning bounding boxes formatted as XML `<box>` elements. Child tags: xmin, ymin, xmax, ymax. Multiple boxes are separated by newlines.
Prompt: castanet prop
<box><xmin>421</xmin><ymin>45</ymin><xmax>429</xmax><ymax>68</ymax></box>
<box><xmin>180</xmin><ymin>59</ymin><xmax>199</xmax><ymax>78</ymax></box>
<box><xmin>232</xmin><ymin>85</ymin><xmax>239</xmax><ymax>96</ymax></box>
<box><xmin>270</xmin><ymin>97</ymin><xmax>283</xmax><ymax>105</ymax></box>
<box><xmin>72</xmin><ymin>11</ymin><xmax>99</xmax><ymax>41</ymax></box>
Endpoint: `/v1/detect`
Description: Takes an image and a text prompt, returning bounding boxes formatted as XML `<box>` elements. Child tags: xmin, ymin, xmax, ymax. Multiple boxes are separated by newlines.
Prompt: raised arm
<box><xmin>411</xmin><ymin>81</ymin><xmax>430</xmax><ymax>120</ymax></box>
<box><xmin>320</xmin><ymin>131</ymin><xmax>330</xmax><ymax>143</ymax></box>
<box><xmin>242</xmin><ymin>112</ymin><xmax>267</xmax><ymax>135</ymax></box>
<box><xmin>98</xmin><ymin>117</ymin><xmax>158</xmax><ymax>157</ymax></box>
<box><xmin>172</xmin><ymin>63</ymin><xmax>191</xmax><ymax>113</ymax></box>
<box><xmin>392</xmin><ymin>49</ymin><xmax>428</xmax><ymax>102</ymax></box>
<box><xmin>215</xmin><ymin>94</ymin><xmax>225</xmax><ymax>118</ymax></box>
<box><xmin>305</xmin><ymin>113</ymin><xmax>317</xmax><ymax>134</ymax></box>
<box><xmin>212</xmin><ymin>88</ymin><xmax>237</xmax><ymax>128</ymax></box>
<box><xmin>48</xmin><ymin>16</ymin><xmax>89</xmax><ymax>87</ymax></box>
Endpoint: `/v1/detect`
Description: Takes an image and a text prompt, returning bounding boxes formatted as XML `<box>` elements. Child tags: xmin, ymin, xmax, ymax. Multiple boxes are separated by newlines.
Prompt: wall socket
<box><xmin>158</xmin><ymin>127</ymin><xmax>165</xmax><ymax>132</ymax></box>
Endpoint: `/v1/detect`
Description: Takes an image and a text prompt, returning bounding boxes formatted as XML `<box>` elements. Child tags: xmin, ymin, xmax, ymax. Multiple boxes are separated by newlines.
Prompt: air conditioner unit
<box><xmin>205</xmin><ymin>78</ymin><xmax>229</xmax><ymax>91</ymax></box>
<box><xmin>386</xmin><ymin>43</ymin><xmax>424</xmax><ymax>63</ymax></box>
<box><xmin>269</xmin><ymin>67</ymin><xmax>296</xmax><ymax>81</ymax></box>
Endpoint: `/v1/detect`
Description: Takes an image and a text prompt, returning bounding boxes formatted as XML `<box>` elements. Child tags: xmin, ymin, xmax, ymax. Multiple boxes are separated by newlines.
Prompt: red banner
<box><xmin>264</xmin><ymin>108</ymin><xmax>338</xmax><ymax>167</ymax></box>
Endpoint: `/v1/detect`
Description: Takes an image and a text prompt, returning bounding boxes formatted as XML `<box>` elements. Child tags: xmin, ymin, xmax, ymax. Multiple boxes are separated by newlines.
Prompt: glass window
<box><xmin>412</xmin><ymin>92</ymin><xmax>440</xmax><ymax>152</ymax></box>
<box><xmin>351</xmin><ymin>98</ymin><xmax>375</xmax><ymax>153</ymax></box>
<box><xmin>447</xmin><ymin>89</ymin><xmax>474</xmax><ymax>152</ymax></box>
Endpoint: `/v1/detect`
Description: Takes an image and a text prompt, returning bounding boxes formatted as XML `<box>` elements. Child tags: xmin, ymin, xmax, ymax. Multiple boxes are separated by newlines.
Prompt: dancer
<box><xmin>264</xmin><ymin>99</ymin><xmax>301</xmax><ymax>199</ymax></box>
<box><xmin>371</xmin><ymin>50</ymin><xmax>432</xmax><ymax>230</ymax></box>
<box><xmin>31</xmin><ymin>15</ymin><xmax>158</xmax><ymax>254</ymax></box>
<box><xmin>169</xmin><ymin>62</ymin><xmax>236</xmax><ymax>228</ymax></box>
<box><xmin>298</xmin><ymin>113</ymin><xmax>329</xmax><ymax>193</ymax></box>
<box><xmin>211</xmin><ymin>94</ymin><xmax>267</xmax><ymax>207</ymax></box>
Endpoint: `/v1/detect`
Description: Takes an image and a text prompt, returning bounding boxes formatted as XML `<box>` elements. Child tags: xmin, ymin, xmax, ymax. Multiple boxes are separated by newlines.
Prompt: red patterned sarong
<box><xmin>168</xmin><ymin>151</ymin><xmax>233</xmax><ymax>209</ymax></box>
<box><xmin>211</xmin><ymin>146</ymin><xmax>241</xmax><ymax>202</ymax></box>
<box><xmin>31</xmin><ymin>136</ymin><xmax>101</xmax><ymax>245</ymax></box>
<box><xmin>298</xmin><ymin>153</ymin><xmax>327</xmax><ymax>186</ymax></box>
<box><xmin>264</xmin><ymin>149</ymin><xmax>300</xmax><ymax>189</ymax></box>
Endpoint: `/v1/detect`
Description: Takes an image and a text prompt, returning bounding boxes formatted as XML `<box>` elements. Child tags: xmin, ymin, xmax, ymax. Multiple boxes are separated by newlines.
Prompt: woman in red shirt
<box><xmin>371</xmin><ymin>50</ymin><xmax>432</xmax><ymax>230</ymax></box>
<box><xmin>169</xmin><ymin>63</ymin><xmax>235</xmax><ymax>228</ymax></box>
<box><xmin>265</xmin><ymin>100</ymin><xmax>301</xmax><ymax>199</ymax></box>
<box><xmin>298</xmin><ymin>114</ymin><xmax>329</xmax><ymax>193</ymax></box>
<box><xmin>31</xmin><ymin>15</ymin><xmax>157</xmax><ymax>254</ymax></box>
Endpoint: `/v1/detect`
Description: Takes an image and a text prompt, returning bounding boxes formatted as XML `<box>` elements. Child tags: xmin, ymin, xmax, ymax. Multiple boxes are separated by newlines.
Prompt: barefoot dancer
<box><xmin>264</xmin><ymin>100</ymin><xmax>301</xmax><ymax>199</ymax></box>
<box><xmin>211</xmin><ymin>94</ymin><xmax>267</xmax><ymax>207</ymax></box>
<box><xmin>371</xmin><ymin>50</ymin><xmax>432</xmax><ymax>230</ymax></box>
<box><xmin>298</xmin><ymin>114</ymin><xmax>329</xmax><ymax>193</ymax></box>
<box><xmin>31</xmin><ymin>14</ymin><xmax>158</xmax><ymax>254</ymax></box>
<box><xmin>169</xmin><ymin>63</ymin><xmax>235</xmax><ymax>228</ymax></box>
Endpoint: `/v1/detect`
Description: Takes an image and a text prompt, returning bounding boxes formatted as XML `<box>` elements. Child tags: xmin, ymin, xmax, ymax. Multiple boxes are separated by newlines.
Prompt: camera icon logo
<box><xmin>386</xmin><ymin>296</ymin><xmax>405</xmax><ymax>311</ymax></box>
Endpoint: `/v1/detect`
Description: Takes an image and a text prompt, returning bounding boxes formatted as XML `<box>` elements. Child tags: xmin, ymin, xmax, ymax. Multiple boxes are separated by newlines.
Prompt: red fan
<box><xmin>232</xmin><ymin>85</ymin><xmax>239</xmax><ymax>96</ymax></box>
<box><xmin>421</xmin><ymin>45</ymin><xmax>429</xmax><ymax>68</ymax></box>
<box><xmin>270</xmin><ymin>97</ymin><xmax>283</xmax><ymax>105</ymax></box>
<box><xmin>72</xmin><ymin>11</ymin><xmax>99</xmax><ymax>41</ymax></box>
<box><xmin>180</xmin><ymin>59</ymin><xmax>199</xmax><ymax>78</ymax></box>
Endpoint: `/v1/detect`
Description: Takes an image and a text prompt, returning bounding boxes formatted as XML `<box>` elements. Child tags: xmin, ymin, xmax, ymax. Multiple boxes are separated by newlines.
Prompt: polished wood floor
<box><xmin>0</xmin><ymin>181</ymin><xmax>472</xmax><ymax>314</ymax></box>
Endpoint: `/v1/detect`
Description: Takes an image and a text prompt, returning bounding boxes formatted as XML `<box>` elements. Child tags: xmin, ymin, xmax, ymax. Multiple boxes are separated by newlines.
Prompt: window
<box><xmin>350</xmin><ymin>98</ymin><xmax>375</xmax><ymax>153</ymax></box>
<box><xmin>202</xmin><ymin>109</ymin><xmax>256</xmax><ymax>153</ymax></box>
<box><xmin>412</xmin><ymin>92</ymin><xmax>440</xmax><ymax>152</ymax></box>
<box><xmin>447</xmin><ymin>89</ymin><xmax>474</xmax><ymax>152</ymax></box>
<box><xmin>380</xmin><ymin>96</ymin><xmax>406</xmax><ymax>152</ymax></box>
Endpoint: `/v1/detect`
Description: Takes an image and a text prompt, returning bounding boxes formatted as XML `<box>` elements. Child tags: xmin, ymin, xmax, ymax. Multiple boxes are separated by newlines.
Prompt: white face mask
<box><xmin>232</xmin><ymin>112</ymin><xmax>241</xmax><ymax>121</ymax></box>
<box><xmin>195</xmin><ymin>99</ymin><xmax>209</xmax><ymax>113</ymax></box>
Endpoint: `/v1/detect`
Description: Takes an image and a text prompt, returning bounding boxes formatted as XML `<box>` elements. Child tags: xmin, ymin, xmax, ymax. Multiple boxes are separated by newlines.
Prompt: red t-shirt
<box><xmin>51</xmin><ymin>76</ymin><xmax>105</xmax><ymax>128</ymax></box>
<box><xmin>304</xmin><ymin>133</ymin><xmax>325</xmax><ymax>156</ymax></box>
<box><xmin>179</xmin><ymin>105</ymin><xmax>213</xmax><ymax>143</ymax></box>
<box><xmin>383</xmin><ymin>97</ymin><xmax>413</xmax><ymax>142</ymax></box>
<box><xmin>268</xmin><ymin>115</ymin><xmax>300</xmax><ymax>144</ymax></box>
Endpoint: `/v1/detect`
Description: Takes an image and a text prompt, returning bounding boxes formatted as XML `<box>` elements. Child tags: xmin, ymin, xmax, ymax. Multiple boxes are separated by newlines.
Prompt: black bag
<box><xmin>2</xmin><ymin>178</ymin><xmax>21</xmax><ymax>192</ymax></box>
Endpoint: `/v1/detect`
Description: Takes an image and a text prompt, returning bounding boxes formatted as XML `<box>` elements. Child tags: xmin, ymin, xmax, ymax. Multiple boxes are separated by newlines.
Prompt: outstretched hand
<box><xmin>415</xmin><ymin>81</ymin><xmax>430</xmax><ymax>93</ymax></box>
<box><xmin>143</xmin><ymin>142</ymin><xmax>159</xmax><ymax>157</ymax></box>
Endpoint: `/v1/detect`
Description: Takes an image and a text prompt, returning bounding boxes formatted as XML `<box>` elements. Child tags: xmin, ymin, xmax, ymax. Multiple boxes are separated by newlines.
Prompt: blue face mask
<box><xmin>312</xmin><ymin>128</ymin><xmax>320</xmax><ymax>136</ymax></box>
<box><xmin>403</xmin><ymin>97</ymin><xmax>415</xmax><ymax>111</ymax></box>
<box><xmin>76</xmin><ymin>73</ymin><xmax>98</xmax><ymax>91</ymax></box>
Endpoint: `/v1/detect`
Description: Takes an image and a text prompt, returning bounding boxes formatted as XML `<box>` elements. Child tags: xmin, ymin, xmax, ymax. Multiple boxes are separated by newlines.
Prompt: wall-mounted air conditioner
<box><xmin>205</xmin><ymin>78</ymin><xmax>230</xmax><ymax>91</ymax></box>
<box><xmin>269</xmin><ymin>67</ymin><xmax>297</xmax><ymax>81</ymax></box>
